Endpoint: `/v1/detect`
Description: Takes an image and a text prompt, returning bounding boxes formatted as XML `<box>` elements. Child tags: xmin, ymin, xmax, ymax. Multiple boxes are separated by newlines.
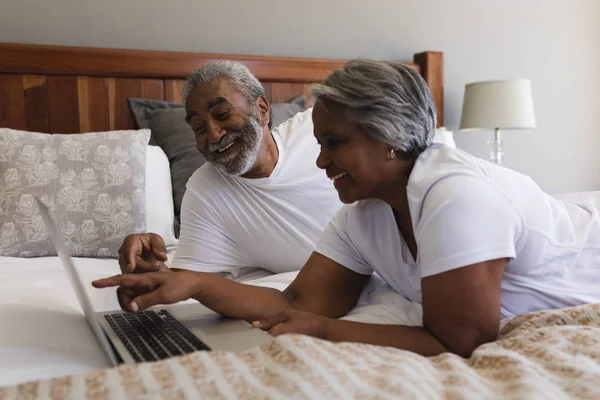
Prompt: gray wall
<box><xmin>1</xmin><ymin>0</ymin><xmax>598</xmax><ymax>194</ymax></box>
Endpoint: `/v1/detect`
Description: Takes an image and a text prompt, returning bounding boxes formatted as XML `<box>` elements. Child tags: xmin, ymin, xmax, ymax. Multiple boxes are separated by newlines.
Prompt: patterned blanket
<box><xmin>2</xmin><ymin>303</ymin><xmax>600</xmax><ymax>399</ymax></box>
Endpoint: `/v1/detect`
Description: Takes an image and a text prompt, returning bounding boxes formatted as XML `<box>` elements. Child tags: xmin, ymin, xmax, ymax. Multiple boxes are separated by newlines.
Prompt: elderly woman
<box><xmin>94</xmin><ymin>60</ymin><xmax>600</xmax><ymax>357</ymax></box>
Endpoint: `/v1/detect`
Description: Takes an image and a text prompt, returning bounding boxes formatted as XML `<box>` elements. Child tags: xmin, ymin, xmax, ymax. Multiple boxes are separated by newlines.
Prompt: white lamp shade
<box><xmin>460</xmin><ymin>79</ymin><xmax>536</xmax><ymax>131</ymax></box>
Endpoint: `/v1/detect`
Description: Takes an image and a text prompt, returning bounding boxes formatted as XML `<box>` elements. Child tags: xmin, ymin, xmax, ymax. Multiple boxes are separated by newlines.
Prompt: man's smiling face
<box><xmin>185</xmin><ymin>77</ymin><xmax>264</xmax><ymax>176</ymax></box>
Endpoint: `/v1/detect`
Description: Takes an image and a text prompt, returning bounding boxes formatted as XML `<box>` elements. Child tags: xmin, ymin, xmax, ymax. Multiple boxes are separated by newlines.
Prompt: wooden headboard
<box><xmin>0</xmin><ymin>43</ymin><xmax>443</xmax><ymax>133</ymax></box>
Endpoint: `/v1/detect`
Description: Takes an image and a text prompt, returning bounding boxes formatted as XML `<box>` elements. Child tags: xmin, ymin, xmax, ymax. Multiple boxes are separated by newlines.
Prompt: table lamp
<box><xmin>459</xmin><ymin>79</ymin><xmax>536</xmax><ymax>165</ymax></box>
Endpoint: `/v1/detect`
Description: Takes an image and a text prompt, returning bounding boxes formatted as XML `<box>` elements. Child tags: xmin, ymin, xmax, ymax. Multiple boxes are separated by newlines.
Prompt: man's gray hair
<box><xmin>182</xmin><ymin>61</ymin><xmax>272</xmax><ymax>128</ymax></box>
<box><xmin>310</xmin><ymin>59</ymin><xmax>437</xmax><ymax>158</ymax></box>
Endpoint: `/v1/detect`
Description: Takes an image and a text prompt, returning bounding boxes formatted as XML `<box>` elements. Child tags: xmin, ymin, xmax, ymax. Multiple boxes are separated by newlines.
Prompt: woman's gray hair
<box><xmin>182</xmin><ymin>61</ymin><xmax>273</xmax><ymax>128</ymax></box>
<box><xmin>310</xmin><ymin>59</ymin><xmax>437</xmax><ymax>158</ymax></box>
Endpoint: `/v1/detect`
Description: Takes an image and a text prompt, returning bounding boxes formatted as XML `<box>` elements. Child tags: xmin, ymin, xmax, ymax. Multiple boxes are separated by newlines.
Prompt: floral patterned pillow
<box><xmin>0</xmin><ymin>129</ymin><xmax>150</xmax><ymax>258</ymax></box>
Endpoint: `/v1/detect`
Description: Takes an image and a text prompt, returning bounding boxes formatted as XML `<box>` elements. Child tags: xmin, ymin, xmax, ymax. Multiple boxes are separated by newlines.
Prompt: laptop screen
<box><xmin>35</xmin><ymin>197</ymin><xmax>119</xmax><ymax>366</ymax></box>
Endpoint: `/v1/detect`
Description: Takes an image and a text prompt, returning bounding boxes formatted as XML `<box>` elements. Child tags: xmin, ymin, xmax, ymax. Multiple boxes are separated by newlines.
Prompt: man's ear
<box><xmin>255</xmin><ymin>96</ymin><xmax>271</xmax><ymax>127</ymax></box>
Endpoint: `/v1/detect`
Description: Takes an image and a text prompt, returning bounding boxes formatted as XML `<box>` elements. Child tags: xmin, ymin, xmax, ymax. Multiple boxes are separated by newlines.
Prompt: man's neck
<box><xmin>241</xmin><ymin>128</ymin><xmax>279</xmax><ymax>179</ymax></box>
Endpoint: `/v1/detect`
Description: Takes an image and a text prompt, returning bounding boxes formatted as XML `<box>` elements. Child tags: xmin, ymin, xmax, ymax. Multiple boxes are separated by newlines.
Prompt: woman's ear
<box><xmin>388</xmin><ymin>148</ymin><xmax>397</xmax><ymax>160</ymax></box>
<box><xmin>255</xmin><ymin>96</ymin><xmax>271</xmax><ymax>127</ymax></box>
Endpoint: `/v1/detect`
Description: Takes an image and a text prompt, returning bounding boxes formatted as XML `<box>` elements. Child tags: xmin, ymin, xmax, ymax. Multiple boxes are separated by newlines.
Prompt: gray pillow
<box><xmin>128</xmin><ymin>99</ymin><xmax>204</xmax><ymax>238</ymax></box>
<box><xmin>128</xmin><ymin>96</ymin><xmax>306</xmax><ymax>237</ymax></box>
<box><xmin>0</xmin><ymin>129</ymin><xmax>150</xmax><ymax>258</ymax></box>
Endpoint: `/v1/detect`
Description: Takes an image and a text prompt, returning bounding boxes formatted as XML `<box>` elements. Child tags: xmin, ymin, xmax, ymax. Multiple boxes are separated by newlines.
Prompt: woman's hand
<box><xmin>92</xmin><ymin>269</ymin><xmax>201</xmax><ymax>312</ymax></box>
<box><xmin>252</xmin><ymin>309</ymin><xmax>331</xmax><ymax>339</ymax></box>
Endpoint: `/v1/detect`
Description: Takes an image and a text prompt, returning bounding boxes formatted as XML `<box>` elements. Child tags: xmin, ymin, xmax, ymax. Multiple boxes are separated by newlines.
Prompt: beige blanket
<box><xmin>2</xmin><ymin>303</ymin><xmax>600</xmax><ymax>399</ymax></box>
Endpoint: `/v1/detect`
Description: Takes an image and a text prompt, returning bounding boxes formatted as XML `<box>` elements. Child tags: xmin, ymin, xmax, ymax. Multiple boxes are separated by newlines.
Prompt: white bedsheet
<box><xmin>0</xmin><ymin>256</ymin><xmax>120</xmax><ymax>386</ymax></box>
<box><xmin>0</xmin><ymin>254</ymin><xmax>421</xmax><ymax>387</ymax></box>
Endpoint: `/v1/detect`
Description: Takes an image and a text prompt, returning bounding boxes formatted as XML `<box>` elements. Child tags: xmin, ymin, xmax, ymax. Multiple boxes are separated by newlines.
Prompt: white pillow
<box><xmin>0</xmin><ymin>128</ymin><xmax>149</xmax><ymax>258</ymax></box>
<box><xmin>145</xmin><ymin>145</ymin><xmax>178</xmax><ymax>248</ymax></box>
<box><xmin>434</xmin><ymin>127</ymin><xmax>456</xmax><ymax>148</ymax></box>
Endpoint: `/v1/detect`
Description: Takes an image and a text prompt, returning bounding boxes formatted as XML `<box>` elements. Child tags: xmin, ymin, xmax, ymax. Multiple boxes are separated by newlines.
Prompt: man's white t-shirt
<box><xmin>171</xmin><ymin>109</ymin><xmax>342</xmax><ymax>278</ymax></box>
<box><xmin>316</xmin><ymin>144</ymin><xmax>600</xmax><ymax>319</ymax></box>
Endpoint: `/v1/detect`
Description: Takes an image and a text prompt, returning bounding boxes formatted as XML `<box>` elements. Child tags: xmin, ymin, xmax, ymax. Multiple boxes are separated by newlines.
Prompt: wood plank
<box><xmin>0</xmin><ymin>74</ymin><xmax>26</xmax><ymax>130</ymax></box>
<box><xmin>77</xmin><ymin>77</ymin><xmax>108</xmax><ymax>132</ymax></box>
<box><xmin>107</xmin><ymin>78</ymin><xmax>142</xmax><ymax>130</ymax></box>
<box><xmin>107</xmin><ymin>78</ymin><xmax>116</xmax><ymax>130</ymax></box>
<box><xmin>270</xmin><ymin>83</ymin><xmax>305</xmax><ymax>103</ymax></box>
<box><xmin>141</xmin><ymin>79</ymin><xmax>164</xmax><ymax>101</ymax></box>
<box><xmin>414</xmin><ymin>51</ymin><xmax>444</xmax><ymax>127</ymax></box>
<box><xmin>164</xmin><ymin>79</ymin><xmax>184</xmax><ymax>104</ymax></box>
<box><xmin>261</xmin><ymin>82</ymin><xmax>272</xmax><ymax>102</ymax></box>
<box><xmin>47</xmin><ymin>76</ymin><xmax>80</xmax><ymax>133</ymax></box>
<box><xmin>302</xmin><ymin>84</ymin><xmax>313</xmax><ymax>108</ymax></box>
<box><xmin>0</xmin><ymin>42</ymin><xmax>420</xmax><ymax>82</ymax></box>
<box><xmin>22</xmin><ymin>75</ymin><xmax>49</xmax><ymax>132</ymax></box>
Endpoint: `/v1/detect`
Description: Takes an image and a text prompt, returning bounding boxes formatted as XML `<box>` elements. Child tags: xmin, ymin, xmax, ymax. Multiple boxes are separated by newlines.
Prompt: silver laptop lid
<box><xmin>35</xmin><ymin>197</ymin><xmax>119</xmax><ymax>366</ymax></box>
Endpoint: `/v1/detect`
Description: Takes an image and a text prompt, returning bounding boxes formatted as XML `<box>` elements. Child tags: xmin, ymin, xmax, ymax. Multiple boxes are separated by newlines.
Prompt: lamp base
<box><xmin>488</xmin><ymin>128</ymin><xmax>504</xmax><ymax>165</ymax></box>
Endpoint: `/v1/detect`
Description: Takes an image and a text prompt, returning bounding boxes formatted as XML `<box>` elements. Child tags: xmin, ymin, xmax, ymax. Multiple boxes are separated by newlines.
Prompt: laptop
<box><xmin>35</xmin><ymin>197</ymin><xmax>271</xmax><ymax>366</ymax></box>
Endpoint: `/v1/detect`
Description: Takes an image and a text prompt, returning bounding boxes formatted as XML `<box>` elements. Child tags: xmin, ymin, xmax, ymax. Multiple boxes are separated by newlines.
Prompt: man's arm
<box><xmin>103</xmin><ymin>201</ymin><xmax>371</xmax><ymax>321</ymax></box>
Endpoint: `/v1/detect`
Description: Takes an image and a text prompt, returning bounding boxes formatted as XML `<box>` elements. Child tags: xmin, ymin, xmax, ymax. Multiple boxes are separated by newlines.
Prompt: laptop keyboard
<box><xmin>103</xmin><ymin>309</ymin><xmax>210</xmax><ymax>362</ymax></box>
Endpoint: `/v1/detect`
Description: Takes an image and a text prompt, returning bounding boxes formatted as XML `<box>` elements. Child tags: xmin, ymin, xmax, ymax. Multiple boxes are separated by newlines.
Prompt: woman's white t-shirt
<box><xmin>315</xmin><ymin>144</ymin><xmax>600</xmax><ymax>319</ymax></box>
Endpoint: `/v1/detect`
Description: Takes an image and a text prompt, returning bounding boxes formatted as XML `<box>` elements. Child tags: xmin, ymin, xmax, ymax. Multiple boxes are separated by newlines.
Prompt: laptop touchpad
<box><xmin>187</xmin><ymin>317</ymin><xmax>253</xmax><ymax>335</ymax></box>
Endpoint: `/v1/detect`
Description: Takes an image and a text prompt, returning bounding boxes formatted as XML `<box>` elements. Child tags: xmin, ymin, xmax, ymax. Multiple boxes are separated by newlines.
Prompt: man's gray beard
<box><xmin>203</xmin><ymin>115</ymin><xmax>264</xmax><ymax>176</ymax></box>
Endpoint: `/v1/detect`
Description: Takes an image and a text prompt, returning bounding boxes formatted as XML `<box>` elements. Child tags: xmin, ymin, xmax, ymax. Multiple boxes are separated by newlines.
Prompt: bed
<box><xmin>1</xmin><ymin>43</ymin><xmax>600</xmax><ymax>399</ymax></box>
<box><xmin>0</xmin><ymin>42</ymin><xmax>441</xmax><ymax>385</ymax></box>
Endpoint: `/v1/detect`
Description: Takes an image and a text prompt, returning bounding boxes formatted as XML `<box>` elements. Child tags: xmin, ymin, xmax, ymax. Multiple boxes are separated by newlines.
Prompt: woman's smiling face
<box><xmin>312</xmin><ymin>100</ymin><xmax>402</xmax><ymax>204</ymax></box>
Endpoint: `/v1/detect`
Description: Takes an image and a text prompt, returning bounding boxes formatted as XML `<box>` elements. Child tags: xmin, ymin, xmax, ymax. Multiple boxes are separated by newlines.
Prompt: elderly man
<box><xmin>119</xmin><ymin>61</ymin><xmax>342</xmax><ymax>281</ymax></box>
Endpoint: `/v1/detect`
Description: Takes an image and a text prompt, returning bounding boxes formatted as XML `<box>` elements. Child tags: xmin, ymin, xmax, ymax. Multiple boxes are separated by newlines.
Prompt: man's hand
<box><xmin>118</xmin><ymin>233</ymin><xmax>168</xmax><ymax>274</ymax></box>
<box><xmin>92</xmin><ymin>270</ymin><xmax>201</xmax><ymax>312</ymax></box>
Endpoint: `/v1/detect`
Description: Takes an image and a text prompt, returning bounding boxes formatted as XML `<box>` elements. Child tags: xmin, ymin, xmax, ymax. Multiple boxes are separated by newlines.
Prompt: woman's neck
<box><xmin>381</xmin><ymin>168</ymin><xmax>418</xmax><ymax>261</ymax></box>
<box><xmin>375</xmin><ymin>160</ymin><xmax>415</xmax><ymax>216</ymax></box>
<box><xmin>376</xmin><ymin>159</ymin><xmax>418</xmax><ymax>260</ymax></box>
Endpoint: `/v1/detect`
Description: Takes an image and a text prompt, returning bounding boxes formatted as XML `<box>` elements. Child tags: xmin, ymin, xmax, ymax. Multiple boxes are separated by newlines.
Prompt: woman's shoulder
<box><xmin>409</xmin><ymin>144</ymin><xmax>538</xmax><ymax>198</ymax></box>
<box><xmin>409</xmin><ymin>144</ymin><xmax>512</xmax><ymax>197</ymax></box>
<box><xmin>407</xmin><ymin>145</ymin><xmax>542</xmax><ymax>228</ymax></box>
<box><xmin>413</xmin><ymin>144</ymin><xmax>483</xmax><ymax>178</ymax></box>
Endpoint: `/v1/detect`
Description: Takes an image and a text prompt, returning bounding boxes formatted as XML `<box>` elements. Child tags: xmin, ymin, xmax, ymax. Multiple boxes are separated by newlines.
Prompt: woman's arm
<box><xmin>421</xmin><ymin>258</ymin><xmax>507</xmax><ymax>357</ymax></box>
<box><xmin>331</xmin><ymin>258</ymin><xmax>506</xmax><ymax>356</ymax></box>
<box><xmin>325</xmin><ymin>322</ymin><xmax>447</xmax><ymax>356</ymax></box>
<box><xmin>257</xmin><ymin>258</ymin><xmax>507</xmax><ymax>357</ymax></box>
<box><xmin>93</xmin><ymin>252</ymin><xmax>370</xmax><ymax>322</ymax></box>
<box><xmin>257</xmin><ymin>310</ymin><xmax>447</xmax><ymax>356</ymax></box>
<box><xmin>283</xmin><ymin>252</ymin><xmax>371</xmax><ymax>317</ymax></box>
<box><xmin>190</xmin><ymin>252</ymin><xmax>369</xmax><ymax>320</ymax></box>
